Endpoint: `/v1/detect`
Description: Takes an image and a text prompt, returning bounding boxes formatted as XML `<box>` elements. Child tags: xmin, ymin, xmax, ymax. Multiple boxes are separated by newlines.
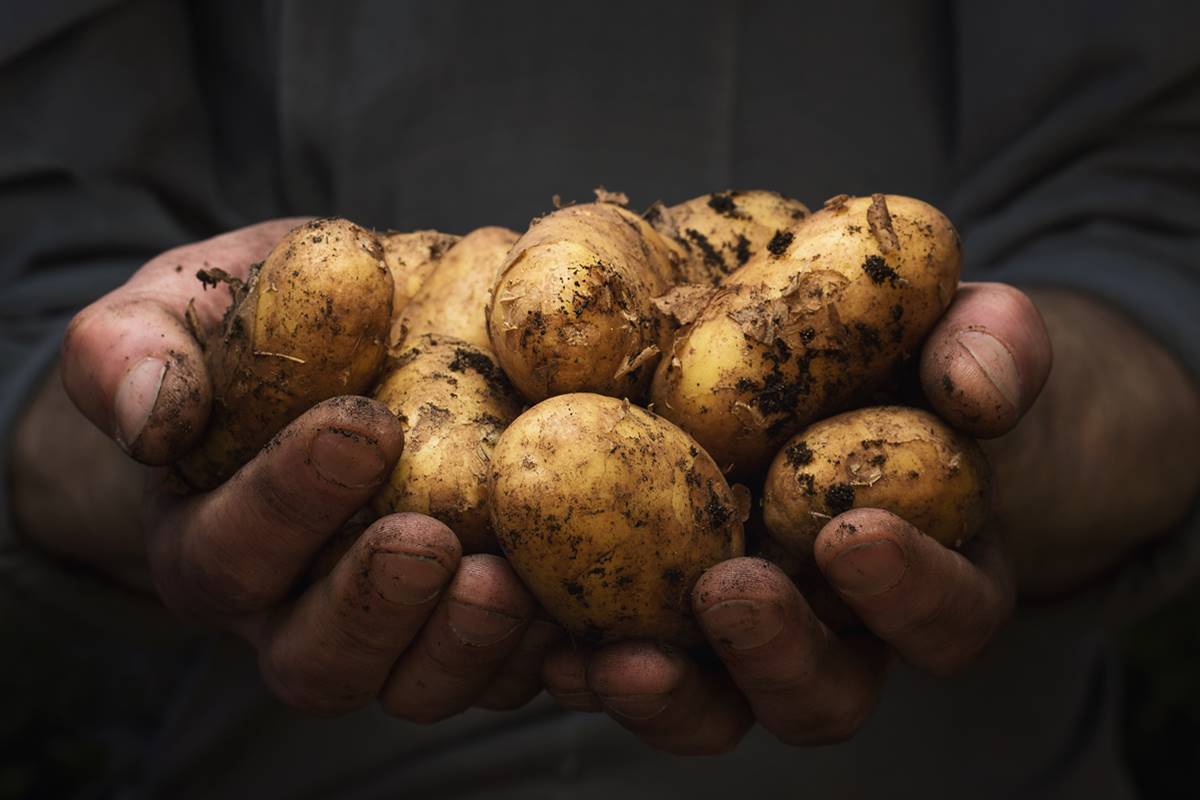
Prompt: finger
<box><xmin>473</xmin><ymin>616</ymin><xmax>565</xmax><ymax>710</ymax></box>
<box><xmin>61</xmin><ymin>219</ymin><xmax>307</xmax><ymax>463</ymax></box>
<box><xmin>380</xmin><ymin>554</ymin><xmax>537</xmax><ymax>723</ymax></box>
<box><xmin>815</xmin><ymin>508</ymin><xmax>1015</xmax><ymax>676</ymax></box>
<box><xmin>307</xmin><ymin>509</ymin><xmax>374</xmax><ymax>582</ymax></box>
<box><xmin>585</xmin><ymin>641</ymin><xmax>753</xmax><ymax>756</ymax></box>
<box><xmin>145</xmin><ymin>395</ymin><xmax>403</xmax><ymax>621</ymax></box>
<box><xmin>542</xmin><ymin>643</ymin><xmax>603</xmax><ymax>712</ymax></box>
<box><xmin>694</xmin><ymin>558</ymin><xmax>886</xmax><ymax>745</ymax></box>
<box><xmin>256</xmin><ymin>514</ymin><xmax>460</xmax><ymax>715</ymax></box>
<box><xmin>919</xmin><ymin>282</ymin><xmax>1052</xmax><ymax>437</ymax></box>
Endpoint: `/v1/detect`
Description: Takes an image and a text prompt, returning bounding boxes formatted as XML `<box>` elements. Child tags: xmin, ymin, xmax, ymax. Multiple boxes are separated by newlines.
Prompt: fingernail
<box><xmin>114</xmin><ymin>357</ymin><xmax>167</xmax><ymax>450</ymax></box>
<box><xmin>956</xmin><ymin>330</ymin><xmax>1020</xmax><ymax>412</ymax></box>
<box><xmin>599</xmin><ymin>693</ymin><xmax>670</xmax><ymax>720</ymax></box>
<box><xmin>446</xmin><ymin>599</ymin><xmax>523</xmax><ymax>647</ymax></box>
<box><xmin>376</xmin><ymin>552</ymin><xmax>451</xmax><ymax>605</ymax></box>
<box><xmin>310</xmin><ymin>428</ymin><xmax>387</xmax><ymax>488</ymax></box>
<box><xmin>827</xmin><ymin>540</ymin><xmax>907</xmax><ymax>597</ymax></box>
<box><xmin>701</xmin><ymin>599</ymin><xmax>783</xmax><ymax>650</ymax></box>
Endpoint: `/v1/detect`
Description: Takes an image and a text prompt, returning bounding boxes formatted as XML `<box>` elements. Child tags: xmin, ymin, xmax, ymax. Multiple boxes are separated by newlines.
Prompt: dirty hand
<box><xmin>542</xmin><ymin>283</ymin><xmax>1054</xmax><ymax>753</ymax></box>
<box><xmin>50</xmin><ymin>220</ymin><xmax>561</xmax><ymax>719</ymax></box>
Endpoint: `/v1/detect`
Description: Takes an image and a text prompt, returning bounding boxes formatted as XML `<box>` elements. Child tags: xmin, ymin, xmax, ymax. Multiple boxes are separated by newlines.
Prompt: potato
<box><xmin>380</xmin><ymin>229</ymin><xmax>460</xmax><ymax>326</ymax></box>
<box><xmin>651</xmin><ymin>194</ymin><xmax>961</xmax><ymax>475</ymax></box>
<box><xmin>649</xmin><ymin>190</ymin><xmax>810</xmax><ymax>284</ymax></box>
<box><xmin>490</xmin><ymin>393</ymin><xmax>748</xmax><ymax>645</ymax></box>
<box><xmin>372</xmin><ymin>335</ymin><xmax>523</xmax><ymax>554</ymax></box>
<box><xmin>762</xmin><ymin>406</ymin><xmax>989</xmax><ymax>558</ymax></box>
<box><xmin>176</xmin><ymin>218</ymin><xmax>393</xmax><ymax>489</ymax></box>
<box><xmin>393</xmin><ymin>226</ymin><xmax>518</xmax><ymax>352</ymax></box>
<box><xmin>487</xmin><ymin>201</ymin><xmax>682</xmax><ymax>402</ymax></box>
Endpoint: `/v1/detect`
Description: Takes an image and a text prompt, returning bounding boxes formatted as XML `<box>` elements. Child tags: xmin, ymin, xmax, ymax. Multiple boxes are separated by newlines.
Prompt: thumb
<box><xmin>60</xmin><ymin>218</ymin><xmax>305</xmax><ymax>464</ymax></box>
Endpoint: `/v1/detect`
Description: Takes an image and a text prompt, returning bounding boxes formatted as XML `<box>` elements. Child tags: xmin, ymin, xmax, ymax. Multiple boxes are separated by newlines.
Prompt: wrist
<box><xmin>10</xmin><ymin>367</ymin><xmax>151</xmax><ymax>589</ymax></box>
<box><xmin>987</xmin><ymin>288</ymin><xmax>1200</xmax><ymax>596</ymax></box>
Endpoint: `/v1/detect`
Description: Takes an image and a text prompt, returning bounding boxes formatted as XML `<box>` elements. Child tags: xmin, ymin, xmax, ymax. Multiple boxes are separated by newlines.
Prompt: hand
<box><xmin>542</xmin><ymin>282</ymin><xmax>1054</xmax><ymax>754</ymax></box>
<box><xmin>31</xmin><ymin>220</ymin><xmax>563</xmax><ymax>719</ymax></box>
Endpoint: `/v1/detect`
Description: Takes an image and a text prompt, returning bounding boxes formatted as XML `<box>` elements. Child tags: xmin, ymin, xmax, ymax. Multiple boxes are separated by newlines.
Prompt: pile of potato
<box><xmin>177</xmin><ymin>191</ymin><xmax>989</xmax><ymax>646</ymax></box>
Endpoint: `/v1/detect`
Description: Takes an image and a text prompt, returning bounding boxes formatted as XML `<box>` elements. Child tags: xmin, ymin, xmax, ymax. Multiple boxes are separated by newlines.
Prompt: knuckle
<box><xmin>923</xmin><ymin>624</ymin><xmax>995</xmax><ymax>677</ymax></box>
<box><xmin>251</xmin><ymin>470</ymin><xmax>331</xmax><ymax>539</ymax></box>
<box><xmin>259</xmin><ymin>648</ymin><xmax>363</xmax><ymax>717</ymax></box>
<box><xmin>776</xmin><ymin>709</ymin><xmax>863</xmax><ymax>747</ymax></box>
<box><xmin>426</xmin><ymin>638</ymin><xmax>506</xmax><ymax>679</ymax></box>
<box><xmin>380</xmin><ymin>694</ymin><xmax>457</xmax><ymax>725</ymax></box>
<box><xmin>61</xmin><ymin>306</ymin><xmax>96</xmax><ymax>357</ymax></box>
<box><xmin>770</xmin><ymin>688</ymin><xmax>874</xmax><ymax>747</ymax></box>
<box><xmin>894</xmin><ymin>585</ymin><xmax>954</xmax><ymax>640</ymax></box>
<box><xmin>811</xmin><ymin>715</ymin><xmax>862</xmax><ymax>745</ymax></box>
<box><xmin>326</xmin><ymin>606</ymin><xmax>402</xmax><ymax>661</ymax></box>
<box><xmin>702</xmin><ymin>716</ymin><xmax>751</xmax><ymax>755</ymax></box>
<box><xmin>474</xmin><ymin>682</ymin><xmax>540</xmax><ymax>711</ymax></box>
<box><xmin>986</xmin><ymin>281</ymin><xmax>1036</xmax><ymax>317</ymax></box>
<box><xmin>183</xmin><ymin>540</ymin><xmax>275</xmax><ymax>616</ymax></box>
<box><xmin>821</xmin><ymin>695</ymin><xmax>874</xmax><ymax>743</ymax></box>
<box><xmin>736</xmin><ymin>665</ymin><xmax>813</xmax><ymax>697</ymax></box>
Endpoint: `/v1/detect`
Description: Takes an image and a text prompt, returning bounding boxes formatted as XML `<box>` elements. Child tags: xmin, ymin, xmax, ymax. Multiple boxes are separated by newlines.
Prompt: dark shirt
<box><xmin>2</xmin><ymin>2</ymin><xmax>1199</xmax><ymax>797</ymax></box>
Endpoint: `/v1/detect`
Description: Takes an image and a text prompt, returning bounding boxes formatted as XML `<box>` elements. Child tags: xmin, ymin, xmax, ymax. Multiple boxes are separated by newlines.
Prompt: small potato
<box><xmin>380</xmin><ymin>229</ymin><xmax>460</xmax><ymax>323</ymax></box>
<box><xmin>490</xmin><ymin>393</ymin><xmax>747</xmax><ymax>645</ymax></box>
<box><xmin>393</xmin><ymin>226</ymin><xmax>519</xmax><ymax>352</ymax></box>
<box><xmin>652</xmin><ymin>194</ymin><xmax>961</xmax><ymax>476</ymax></box>
<box><xmin>762</xmin><ymin>406</ymin><xmax>989</xmax><ymax>558</ymax></box>
<box><xmin>487</xmin><ymin>202</ymin><xmax>681</xmax><ymax>402</ymax></box>
<box><xmin>650</xmin><ymin>190</ymin><xmax>810</xmax><ymax>284</ymax></box>
<box><xmin>176</xmin><ymin>218</ymin><xmax>392</xmax><ymax>489</ymax></box>
<box><xmin>372</xmin><ymin>335</ymin><xmax>523</xmax><ymax>554</ymax></box>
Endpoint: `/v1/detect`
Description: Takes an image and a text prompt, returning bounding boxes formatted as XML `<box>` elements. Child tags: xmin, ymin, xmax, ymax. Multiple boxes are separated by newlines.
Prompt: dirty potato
<box><xmin>176</xmin><ymin>218</ymin><xmax>392</xmax><ymax>489</ymax></box>
<box><xmin>490</xmin><ymin>393</ymin><xmax>748</xmax><ymax>645</ymax></box>
<box><xmin>762</xmin><ymin>406</ymin><xmax>989</xmax><ymax>558</ymax></box>
<box><xmin>649</xmin><ymin>190</ymin><xmax>810</xmax><ymax>284</ymax></box>
<box><xmin>393</xmin><ymin>226</ymin><xmax>518</xmax><ymax>352</ymax></box>
<box><xmin>380</xmin><ymin>229</ymin><xmax>460</xmax><ymax>326</ymax></box>
<box><xmin>487</xmin><ymin>201</ymin><xmax>682</xmax><ymax>402</ymax></box>
<box><xmin>651</xmin><ymin>194</ymin><xmax>961</xmax><ymax>476</ymax></box>
<box><xmin>372</xmin><ymin>335</ymin><xmax>523</xmax><ymax>553</ymax></box>
<box><xmin>372</xmin><ymin>334</ymin><xmax>523</xmax><ymax>553</ymax></box>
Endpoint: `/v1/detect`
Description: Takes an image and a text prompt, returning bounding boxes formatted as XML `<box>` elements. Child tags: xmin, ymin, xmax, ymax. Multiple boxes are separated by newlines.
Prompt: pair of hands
<box><xmin>59</xmin><ymin>219</ymin><xmax>1051</xmax><ymax>753</ymax></box>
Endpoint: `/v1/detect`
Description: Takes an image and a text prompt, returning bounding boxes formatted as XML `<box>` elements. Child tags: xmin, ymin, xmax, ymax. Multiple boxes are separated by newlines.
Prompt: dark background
<box><xmin>3</xmin><ymin>585</ymin><xmax>1198</xmax><ymax>799</ymax></box>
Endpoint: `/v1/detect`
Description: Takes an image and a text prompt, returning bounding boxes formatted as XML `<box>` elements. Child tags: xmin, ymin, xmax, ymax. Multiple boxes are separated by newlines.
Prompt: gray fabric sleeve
<box><xmin>0</xmin><ymin>3</ymin><xmax>250</xmax><ymax>771</ymax></box>
<box><xmin>1</xmin><ymin>0</ymin><xmax>239</xmax><ymax>539</ymax></box>
<box><xmin>0</xmin><ymin>0</ymin><xmax>238</xmax><ymax>644</ymax></box>
<box><xmin>948</xmin><ymin>1</ymin><xmax>1200</xmax><ymax>621</ymax></box>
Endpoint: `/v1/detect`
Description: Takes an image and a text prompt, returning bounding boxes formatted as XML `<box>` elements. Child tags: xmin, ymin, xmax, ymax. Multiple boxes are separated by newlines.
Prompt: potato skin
<box><xmin>381</xmin><ymin>229</ymin><xmax>460</xmax><ymax>326</ymax></box>
<box><xmin>651</xmin><ymin>194</ymin><xmax>961</xmax><ymax>476</ymax></box>
<box><xmin>762</xmin><ymin>406</ymin><xmax>989</xmax><ymax>558</ymax></box>
<box><xmin>487</xmin><ymin>203</ymin><xmax>682</xmax><ymax>402</ymax></box>
<box><xmin>650</xmin><ymin>190</ymin><xmax>810</xmax><ymax>284</ymax></box>
<box><xmin>393</xmin><ymin>227</ymin><xmax>518</xmax><ymax>352</ymax></box>
<box><xmin>371</xmin><ymin>335</ymin><xmax>523</xmax><ymax>554</ymax></box>
<box><xmin>490</xmin><ymin>393</ymin><xmax>747</xmax><ymax>645</ymax></box>
<box><xmin>176</xmin><ymin>218</ymin><xmax>392</xmax><ymax>489</ymax></box>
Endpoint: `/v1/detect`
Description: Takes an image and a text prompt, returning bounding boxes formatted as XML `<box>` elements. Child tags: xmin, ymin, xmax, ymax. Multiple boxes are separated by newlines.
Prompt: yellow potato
<box><xmin>380</xmin><ymin>229</ymin><xmax>460</xmax><ymax>323</ymax></box>
<box><xmin>649</xmin><ymin>190</ymin><xmax>810</xmax><ymax>284</ymax></box>
<box><xmin>393</xmin><ymin>226</ymin><xmax>518</xmax><ymax>352</ymax></box>
<box><xmin>487</xmin><ymin>202</ymin><xmax>681</xmax><ymax>402</ymax></box>
<box><xmin>372</xmin><ymin>335</ymin><xmax>523</xmax><ymax>554</ymax></box>
<box><xmin>177</xmin><ymin>218</ymin><xmax>393</xmax><ymax>489</ymax></box>
<box><xmin>762</xmin><ymin>406</ymin><xmax>989</xmax><ymax>558</ymax></box>
<box><xmin>490</xmin><ymin>393</ymin><xmax>748</xmax><ymax>645</ymax></box>
<box><xmin>651</xmin><ymin>194</ymin><xmax>961</xmax><ymax>476</ymax></box>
